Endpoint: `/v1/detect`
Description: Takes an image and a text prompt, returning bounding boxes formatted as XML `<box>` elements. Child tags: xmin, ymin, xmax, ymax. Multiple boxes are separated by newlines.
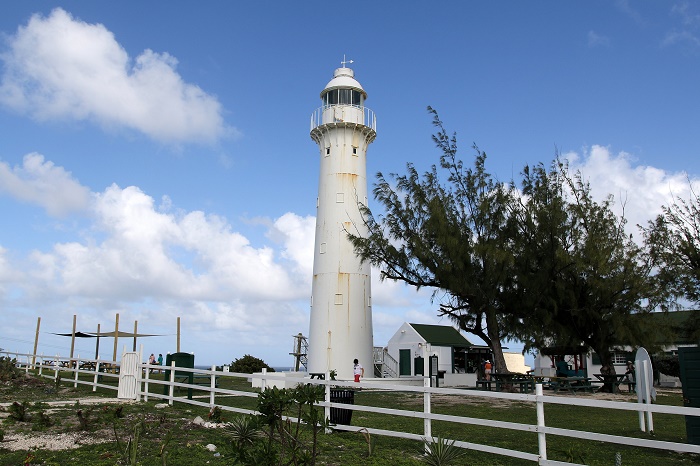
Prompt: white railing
<box><xmin>2</xmin><ymin>350</ymin><xmax>121</xmax><ymax>394</ymax></box>
<box><xmin>373</xmin><ymin>346</ymin><xmax>398</xmax><ymax>378</ymax></box>
<box><xmin>310</xmin><ymin>105</ymin><xmax>376</xmax><ymax>132</ymax></box>
<box><xmin>4</xmin><ymin>350</ymin><xmax>700</xmax><ymax>465</ymax></box>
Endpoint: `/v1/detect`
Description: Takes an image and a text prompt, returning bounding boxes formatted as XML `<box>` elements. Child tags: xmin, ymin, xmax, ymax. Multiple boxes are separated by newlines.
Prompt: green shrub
<box><xmin>422</xmin><ymin>437</ymin><xmax>465</xmax><ymax>466</ymax></box>
<box><xmin>655</xmin><ymin>354</ymin><xmax>680</xmax><ymax>378</ymax></box>
<box><xmin>0</xmin><ymin>356</ymin><xmax>21</xmax><ymax>381</ymax></box>
<box><xmin>9</xmin><ymin>401</ymin><xmax>30</xmax><ymax>422</ymax></box>
<box><xmin>229</xmin><ymin>354</ymin><xmax>275</xmax><ymax>374</ymax></box>
<box><xmin>32</xmin><ymin>411</ymin><xmax>54</xmax><ymax>430</ymax></box>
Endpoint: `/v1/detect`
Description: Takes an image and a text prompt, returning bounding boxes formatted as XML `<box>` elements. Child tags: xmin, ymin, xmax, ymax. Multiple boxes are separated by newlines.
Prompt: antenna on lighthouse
<box><xmin>341</xmin><ymin>55</ymin><xmax>353</xmax><ymax>67</ymax></box>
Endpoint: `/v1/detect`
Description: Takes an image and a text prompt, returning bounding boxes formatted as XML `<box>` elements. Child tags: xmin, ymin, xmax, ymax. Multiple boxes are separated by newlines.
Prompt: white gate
<box><xmin>117</xmin><ymin>351</ymin><xmax>141</xmax><ymax>400</ymax></box>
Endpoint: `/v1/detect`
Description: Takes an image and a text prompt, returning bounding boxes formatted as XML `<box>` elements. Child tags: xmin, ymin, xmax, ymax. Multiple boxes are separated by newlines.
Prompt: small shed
<box><xmin>387</xmin><ymin>323</ymin><xmax>490</xmax><ymax>379</ymax></box>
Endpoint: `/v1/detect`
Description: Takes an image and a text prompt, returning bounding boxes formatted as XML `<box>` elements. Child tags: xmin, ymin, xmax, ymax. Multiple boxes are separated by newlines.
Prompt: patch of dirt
<box><xmin>2</xmin><ymin>431</ymin><xmax>111</xmax><ymax>451</ymax></box>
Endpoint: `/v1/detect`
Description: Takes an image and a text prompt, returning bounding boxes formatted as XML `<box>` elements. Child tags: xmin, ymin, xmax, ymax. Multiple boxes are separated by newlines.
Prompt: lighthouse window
<box><xmin>323</xmin><ymin>89</ymin><xmax>362</xmax><ymax>106</ymax></box>
<box><xmin>352</xmin><ymin>146</ymin><xmax>357</xmax><ymax>156</ymax></box>
<box><xmin>325</xmin><ymin>147</ymin><xmax>330</xmax><ymax>156</ymax></box>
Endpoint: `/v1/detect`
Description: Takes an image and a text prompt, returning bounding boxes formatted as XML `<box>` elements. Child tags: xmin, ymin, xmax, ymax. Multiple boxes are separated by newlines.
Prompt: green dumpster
<box><xmin>163</xmin><ymin>352</ymin><xmax>195</xmax><ymax>400</ymax></box>
<box><xmin>679</xmin><ymin>347</ymin><xmax>700</xmax><ymax>445</ymax></box>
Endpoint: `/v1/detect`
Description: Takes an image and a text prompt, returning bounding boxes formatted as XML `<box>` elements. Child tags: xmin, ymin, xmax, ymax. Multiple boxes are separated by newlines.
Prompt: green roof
<box><xmin>409</xmin><ymin>323</ymin><xmax>472</xmax><ymax>348</ymax></box>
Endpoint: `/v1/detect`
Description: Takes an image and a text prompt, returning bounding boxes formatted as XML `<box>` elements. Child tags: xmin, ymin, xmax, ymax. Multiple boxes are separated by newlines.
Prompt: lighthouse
<box><xmin>308</xmin><ymin>62</ymin><xmax>376</xmax><ymax>380</ymax></box>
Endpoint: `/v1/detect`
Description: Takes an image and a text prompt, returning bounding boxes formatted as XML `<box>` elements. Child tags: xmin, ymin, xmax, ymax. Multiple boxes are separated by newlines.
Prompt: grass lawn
<box><xmin>0</xmin><ymin>368</ymin><xmax>698</xmax><ymax>465</ymax></box>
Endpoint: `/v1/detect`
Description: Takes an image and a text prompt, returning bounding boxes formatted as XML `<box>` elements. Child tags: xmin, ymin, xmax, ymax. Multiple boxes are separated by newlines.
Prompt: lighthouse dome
<box><xmin>321</xmin><ymin>67</ymin><xmax>367</xmax><ymax>104</ymax></box>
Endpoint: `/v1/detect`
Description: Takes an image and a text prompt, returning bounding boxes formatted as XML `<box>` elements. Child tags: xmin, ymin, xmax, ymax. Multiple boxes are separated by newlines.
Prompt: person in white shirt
<box><xmin>353</xmin><ymin>358</ymin><xmax>364</xmax><ymax>382</ymax></box>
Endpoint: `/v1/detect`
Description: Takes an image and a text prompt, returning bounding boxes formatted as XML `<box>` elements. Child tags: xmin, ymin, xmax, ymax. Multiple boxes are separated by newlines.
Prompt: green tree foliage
<box><xmin>644</xmin><ymin>183</ymin><xmax>700</xmax><ymax>341</ymax></box>
<box><xmin>230</xmin><ymin>354</ymin><xmax>275</xmax><ymax>374</ymax></box>
<box><xmin>349</xmin><ymin>108</ymin><xmax>518</xmax><ymax>373</ymax></box>
<box><xmin>510</xmin><ymin>159</ymin><xmax>657</xmax><ymax>382</ymax></box>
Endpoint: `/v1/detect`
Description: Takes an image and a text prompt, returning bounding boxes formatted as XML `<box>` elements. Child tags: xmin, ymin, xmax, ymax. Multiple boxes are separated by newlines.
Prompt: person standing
<box><xmin>148</xmin><ymin>353</ymin><xmax>156</xmax><ymax>373</ymax></box>
<box><xmin>484</xmin><ymin>360</ymin><xmax>493</xmax><ymax>381</ymax></box>
<box><xmin>353</xmin><ymin>358</ymin><xmax>364</xmax><ymax>382</ymax></box>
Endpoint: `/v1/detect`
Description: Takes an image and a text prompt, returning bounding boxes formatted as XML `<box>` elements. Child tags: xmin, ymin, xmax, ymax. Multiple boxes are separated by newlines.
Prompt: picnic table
<box><xmin>593</xmin><ymin>373</ymin><xmax>633</xmax><ymax>393</ymax></box>
<box><xmin>477</xmin><ymin>372</ymin><xmax>535</xmax><ymax>393</ymax></box>
<box><xmin>546</xmin><ymin>376</ymin><xmax>594</xmax><ymax>394</ymax></box>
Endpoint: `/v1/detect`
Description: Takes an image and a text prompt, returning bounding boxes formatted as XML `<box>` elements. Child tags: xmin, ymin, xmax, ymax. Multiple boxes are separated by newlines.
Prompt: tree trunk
<box><xmin>596</xmin><ymin>349</ymin><xmax>617</xmax><ymax>393</ymax></box>
<box><xmin>486</xmin><ymin>308</ymin><xmax>508</xmax><ymax>373</ymax></box>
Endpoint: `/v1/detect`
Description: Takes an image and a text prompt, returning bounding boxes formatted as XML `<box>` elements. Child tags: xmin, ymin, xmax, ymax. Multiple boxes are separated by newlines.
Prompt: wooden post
<box><xmin>177</xmin><ymin>317</ymin><xmax>181</xmax><ymax>353</ymax></box>
<box><xmin>133</xmin><ymin>320</ymin><xmax>138</xmax><ymax>351</ymax></box>
<box><xmin>32</xmin><ymin>317</ymin><xmax>41</xmax><ymax>366</ymax></box>
<box><xmin>94</xmin><ymin>323</ymin><xmax>101</xmax><ymax>360</ymax></box>
<box><xmin>112</xmin><ymin>313</ymin><xmax>119</xmax><ymax>363</ymax></box>
<box><xmin>70</xmin><ymin>314</ymin><xmax>77</xmax><ymax>361</ymax></box>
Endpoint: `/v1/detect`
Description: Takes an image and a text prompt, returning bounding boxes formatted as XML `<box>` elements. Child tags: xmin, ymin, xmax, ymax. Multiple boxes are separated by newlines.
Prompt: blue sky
<box><xmin>1</xmin><ymin>1</ymin><xmax>699</xmax><ymax>367</ymax></box>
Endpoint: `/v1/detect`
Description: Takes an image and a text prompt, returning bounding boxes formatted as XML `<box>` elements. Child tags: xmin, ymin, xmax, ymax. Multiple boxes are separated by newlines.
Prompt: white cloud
<box><xmin>671</xmin><ymin>2</ymin><xmax>700</xmax><ymax>27</ymax></box>
<box><xmin>0</xmin><ymin>153</ymin><xmax>90</xmax><ymax>216</ymax></box>
<box><xmin>661</xmin><ymin>30</ymin><xmax>700</xmax><ymax>48</ymax></box>
<box><xmin>0</xmin><ymin>246</ymin><xmax>15</xmax><ymax>284</ymax></box>
<box><xmin>268</xmin><ymin>212</ymin><xmax>316</xmax><ymax>278</ymax></box>
<box><xmin>587</xmin><ymin>31</ymin><xmax>610</xmax><ymax>48</ymax></box>
<box><xmin>25</xmin><ymin>183</ymin><xmax>303</xmax><ymax>302</ymax></box>
<box><xmin>0</xmin><ymin>8</ymin><xmax>232</xmax><ymax>144</ymax></box>
<box><xmin>564</xmin><ymin>145</ymin><xmax>698</xmax><ymax>236</ymax></box>
<box><xmin>663</xmin><ymin>2</ymin><xmax>700</xmax><ymax>49</ymax></box>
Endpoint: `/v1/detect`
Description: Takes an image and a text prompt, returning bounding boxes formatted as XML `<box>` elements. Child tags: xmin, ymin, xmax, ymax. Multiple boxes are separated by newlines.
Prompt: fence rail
<box><xmin>3</xmin><ymin>350</ymin><xmax>700</xmax><ymax>465</ymax></box>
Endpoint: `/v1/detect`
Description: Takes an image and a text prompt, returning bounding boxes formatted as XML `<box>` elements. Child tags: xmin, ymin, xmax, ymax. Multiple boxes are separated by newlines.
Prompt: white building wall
<box><xmin>503</xmin><ymin>352</ymin><xmax>531</xmax><ymax>374</ymax></box>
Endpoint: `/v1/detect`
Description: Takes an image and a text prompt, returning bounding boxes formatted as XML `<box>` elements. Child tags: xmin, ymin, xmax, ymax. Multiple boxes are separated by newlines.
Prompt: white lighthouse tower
<box><xmin>308</xmin><ymin>62</ymin><xmax>376</xmax><ymax>380</ymax></box>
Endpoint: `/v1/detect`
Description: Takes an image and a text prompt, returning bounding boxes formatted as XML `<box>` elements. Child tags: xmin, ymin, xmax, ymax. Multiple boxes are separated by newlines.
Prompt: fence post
<box><xmin>324</xmin><ymin>371</ymin><xmax>331</xmax><ymax>434</ymax></box>
<box><xmin>642</xmin><ymin>360</ymin><xmax>654</xmax><ymax>432</ymax></box>
<box><xmin>210</xmin><ymin>364</ymin><xmax>216</xmax><ymax>408</ymax></box>
<box><xmin>536</xmin><ymin>383</ymin><xmax>547</xmax><ymax>461</ymax></box>
<box><xmin>93</xmin><ymin>360</ymin><xmax>100</xmax><ymax>392</ymax></box>
<box><xmin>261</xmin><ymin>367</ymin><xmax>267</xmax><ymax>391</ymax></box>
<box><xmin>54</xmin><ymin>354</ymin><xmax>59</xmax><ymax>383</ymax></box>
<box><xmin>168</xmin><ymin>361</ymin><xmax>176</xmax><ymax>406</ymax></box>
<box><xmin>424</xmin><ymin>376</ymin><xmax>432</xmax><ymax>450</ymax></box>
<box><xmin>38</xmin><ymin>353</ymin><xmax>44</xmax><ymax>376</ymax></box>
<box><xmin>74</xmin><ymin>354</ymin><xmax>80</xmax><ymax>388</ymax></box>
<box><xmin>143</xmin><ymin>361</ymin><xmax>151</xmax><ymax>402</ymax></box>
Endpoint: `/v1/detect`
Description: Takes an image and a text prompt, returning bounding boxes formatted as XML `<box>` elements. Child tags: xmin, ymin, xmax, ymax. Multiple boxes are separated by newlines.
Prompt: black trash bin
<box><xmin>330</xmin><ymin>388</ymin><xmax>355</xmax><ymax>425</ymax></box>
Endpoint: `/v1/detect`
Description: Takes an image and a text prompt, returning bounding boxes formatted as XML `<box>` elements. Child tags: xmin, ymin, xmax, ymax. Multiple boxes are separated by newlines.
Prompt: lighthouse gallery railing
<box><xmin>310</xmin><ymin>105</ymin><xmax>376</xmax><ymax>132</ymax></box>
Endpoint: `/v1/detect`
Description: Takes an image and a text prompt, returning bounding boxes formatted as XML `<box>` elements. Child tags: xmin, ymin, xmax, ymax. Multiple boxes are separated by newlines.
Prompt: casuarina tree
<box><xmin>509</xmin><ymin>159</ymin><xmax>658</xmax><ymax>389</ymax></box>
<box><xmin>643</xmin><ymin>182</ymin><xmax>700</xmax><ymax>341</ymax></box>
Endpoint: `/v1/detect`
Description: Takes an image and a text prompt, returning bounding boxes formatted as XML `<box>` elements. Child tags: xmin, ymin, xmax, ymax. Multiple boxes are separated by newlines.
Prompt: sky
<box><xmin>1</xmin><ymin>1</ymin><xmax>699</xmax><ymax>368</ymax></box>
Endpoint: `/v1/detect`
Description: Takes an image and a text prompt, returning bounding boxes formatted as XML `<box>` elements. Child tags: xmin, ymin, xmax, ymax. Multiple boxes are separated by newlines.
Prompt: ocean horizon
<box><xmin>194</xmin><ymin>365</ymin><xmax>294</xmax><ymax>372</ymax></box>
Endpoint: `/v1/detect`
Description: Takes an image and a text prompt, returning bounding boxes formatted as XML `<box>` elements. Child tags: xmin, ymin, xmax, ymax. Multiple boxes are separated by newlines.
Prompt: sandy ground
<box><xmin>0</xmin><ymin>397</ymin><xmax>126</xmax><ymax>451</ymax></box>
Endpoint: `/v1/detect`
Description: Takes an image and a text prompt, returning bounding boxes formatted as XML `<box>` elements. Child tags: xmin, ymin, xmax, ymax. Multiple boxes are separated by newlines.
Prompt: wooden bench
<box><xmin>571</xmin><ymin>381</ymin><xmax>594</xmax><ymax>393</ymax></box>
<box><xmin>476</xmin><ymin>379</ymin><xmax>494</xmax><ymax>390</ymax></box>
<box><xmin>542</xmin><ymin>380</ymin><xmax>560</xmax><ymax>391</ymax></box>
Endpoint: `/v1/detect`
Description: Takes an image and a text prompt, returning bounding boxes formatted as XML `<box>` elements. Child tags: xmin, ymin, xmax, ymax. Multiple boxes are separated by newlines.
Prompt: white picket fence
<box><xmin>4</xmin><ymin>350</ymin><xmax>700</xmax><ymax>466</ymax></box>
